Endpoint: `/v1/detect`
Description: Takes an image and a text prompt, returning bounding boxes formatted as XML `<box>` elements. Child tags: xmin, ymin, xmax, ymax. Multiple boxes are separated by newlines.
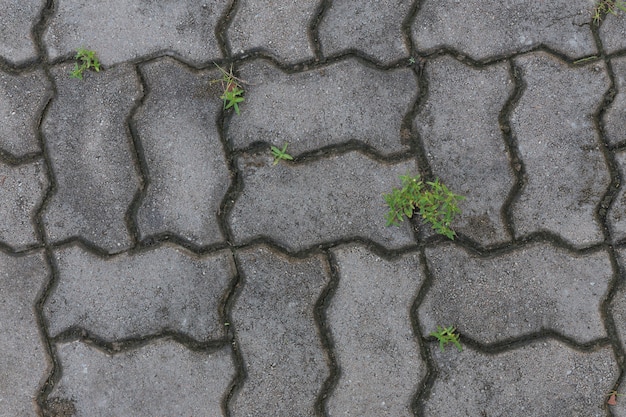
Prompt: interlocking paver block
<box><xmin>44</xmin><ymin>0</ymin><xmax>226</xmax><ymax>66</ymax></box>
<box><xmin>44</xmin><ymin>244</ymin><xmax>233</xmax><ymax>342</ymax></box>
<box><xmin>598</xmin><ymin>13</ymin><xmax>626</xmax><ymax>55</ymax></box>
<box><xmin>413</xmin><ymin>0</ymin><xmax>595</xmax><ymax>60</ymax></box>
<box><xmin>134</xmin><ymin>57</ymin><xmax>229</xmax><ymax>246</ymax></box>
<box><xmin>230</xmin><ymin>152</ymin><xmax>415</xmax><ymax>251</ymax></box>
<box><xmin>603</xmin><ymin>56</ymin><xmax>626</xmax><ymax>147</ymax></box>
<box><xmin>422</xmin><ymin>340</ymin><xmax>617</xmax><ymax>416</ymax></box>
<box><xmin>0</xmin><ymin>250</ymin><xmax>49</xmax><ymax>416</ymax></box>
<box><xmin>608</xmin><ymin>249</ymin><xmax>626</xmax><ymax>366</ymax></box>
<box><xmin>327</xmin><ymin>245</ymin><xmax>425</xmax><ymax>416</ymax></box>
<box><xmin>0</xmin><ymin>0</ymin><xmax>42</xmax><ymax>64</ymax></box>
<box><xmin>415</xmin><ymin>56</ymin><xmax>514</xmax><ymax>246</ymax></box>
<box><xmin>608</xmin><ymin>152</ymin><xmax>626</xmax><ymax>241</ymax></box>
<box><xmin>0</xmin><ymin>160</ymin><xmax>47</xmax><ymax>250</ymax></box>
<box><xmin>420</xmin><ymin>242</ymin><xmax>611</xmax><ymax>344</ymax></box>
<box><xmin>0</xmin><ymin>69</ymin><xmax>51</xmax><ymax>157</ymax></box>
<box><xmin>318</xmin><ymin>0</ymin><xmax>411</xmax><ymax>63</ymax></box>
<box><xmin>231</xmin><ymin>246</ymin><xmax>330</xmax><ymax>416</ymax></box>
<box><xmin>511</xmin><ymin>52</ymin><xmax>610</xmax><ymax>247</ymax></box>
<box><xmin>49</xmin><ymin>340</ymin><xmax>234</xmax><ymax>416</ymax></box>
<box><xmin>229</xmin><ymin>59</ymin><xmax>416</xmax><ymax>156</ymax></box>
<box><xmin>42</xmin><ymin>64</ymin><xmax>141</xmax><ymax>253</ymax></box>
<box><xmin>228</xmin><ymin>0</ymin><xmax>317</xmax><ymax>62</ymax></box>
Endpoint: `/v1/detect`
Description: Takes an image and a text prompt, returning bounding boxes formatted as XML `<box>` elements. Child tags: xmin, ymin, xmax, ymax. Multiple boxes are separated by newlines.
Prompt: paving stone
<box><xmin>231</xmin><ymin>246</ymin><xmax>330</xmax><ymax>416</ymax></box>
<box><xmin>0</xmin><ymin>250</ymin><xmax>50</xmax><ymax>416</ymax></box>
<box><xmin>603</xmin><ymin>56</ymin><xmax>626</xmax><ymax>147</ymax></box>
<box><xmin>608</xmin><ymin>151</ymin><xmax>626</xmax><ymax>241</ymax></box>
<box><xmin>0</xmin><ymin>69</ymin><xmax>51</xmax><ymax>157</ymax></box>
<box><xmin>422</xmin><ymin>340</ymin><xmax>617</xmax><ymax>416</ymax></box>
<box><xmin>420</xmin><ymin>242</ymin><xmax>611</xmax><ymax>344</ymax></box>
<box><xmin>0</xmin><ymin>0</ymin><xmax>42</xmax><ymax>64</ymax></box>
<box><xmin>0</xmin><ymin>160</ymin><xmax>48</xmax><ymax>250</ymax></box>
<box><xmin>44</xmin><ymin>244</ymin><xmax>233</xmax><ymax>342</ymax></box>
<box><xmin>327</xmin><ymin>245</ymin><xmax>425</xmax><ymax>417</ymax></box>
<box><xmin>510</xmin><ymin>52</ymin><xmax>610</xmax><ymax>247</ymax></box>
<box><xmin>228</xmin><ymin>0</ymin><xmax>317</xmax><ymax>62</ymax></box>
<box><xmin>43</xmin><ymin>0</ymin><xmax>225</xmax><ymax>66</ymax></box>
<box><xmin>415</xmin><ymin>56</ymin><xmax>514</xmax><ymax>246</ymax></box>
<box><xmin>598</xmin><ymin>12</ymin><xmax>626</xmax><ymax>55</ymax></box>
<box><xmin>230</xmin><ymin>152</ymin><xmax>416</xmax><ymax>251</ymax></box>
<box><xmin>412</xmin><ymin>0</ymin><xmax>595</xmax><ymax>60</ymax></box>
<box><xmin>317</xmin><ymin>0</ymin><xmax>411</xmax><ymax>63</ymax></box>
<box><xmin>49</xmin><ymin>340</ymin><xmax>234</xmax><ymax>416</ymax></box>
<box><xmin>228</xmin><ymin>59</ymin><xmax>417</xmax><ymax>156</ymax></box>
<box><xmin>41</xmin><ymin>64</ymin><xmax>141</xmax><ymax>253</ymax></box>
<box><xmin>608</xmin><ymin>249</ymin><xmax>626</xmax><ymax>371</ymax></box>
<box><xmin>134</xmin><ymin>57</ymin><xmax>230</xmax><ymax>247</ymax></box>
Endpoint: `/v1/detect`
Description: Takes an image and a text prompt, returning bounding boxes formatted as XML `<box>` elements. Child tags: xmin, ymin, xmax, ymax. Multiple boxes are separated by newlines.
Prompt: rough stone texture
<box><xmin>230</xmin><ymin>152</ymin><xmax>416</xmax><ymax>251</ymax></box>
<box><xmin>0</xmin><ymin>160</ymin><xmax>48</xmax><ymax>250</ymax></box>
<box><xmin>44</xmin><ymin>244</ymin><xmax>233</xmax><ymax>342</ymax></box>
<box><xmin>228</xmin><ymin>59</ymin><xmax>416</xmax><ymax>156</ymax></box>
<box><xmin>415</xmin><ymin>56</ymin><xmax>514</xmax><ymax>246</ymax></box>
<box><xmin>327</xmin><ymin>245</ymin><xmax>425</xmax><ymax>417</ymax></box>
<box><xmin>43</xmin><ymin>0</ymin><xmax>225</xmax><ymax>66</ymax></box>
<box><xmin>228</xmin><ymin>0</ymin><xmax>317</xmax><ymax>62</ymax></box>
<box><xmin>608</xmin><ymin>151</ymin><xmax>626</xmax><ymax>241</ymax></box>
<box><xmin>0</xmin><ymin>0</ymin><xmax>43</xmax><ymax>64</ymax></box>
<box><xmin>41</xmin><ymin>64</ymin><xmax>141</xmax><ymax>253</ymax></box>
<box><xmin>603</xmin><ymin>56</ymin><xmax>626</xmax><ymax>147</ymax></box>
<box><xmin>510</xmin><ymin>52</ymin><xmax>610</xmax><ymax>247</ymax></box>
<box><xmin>231</xmin><ymin>246</ymin><xmax>330</xmax><ymax>416</ymax></box>
<box><xmin>0</xmin><ymin>69</ymin><xmax>51</xmax><ymax>157</ymax></box>
<box><xmin>134</xmin><ymin>57</ymin><xmax>230</xmax><ymax>246</ymax></box>
<box><xmin>0</xmin><ymin>250</ymin><xmax>49</xmax><ymax>416</ymax></box>
<box><xmin>422</xmin><ymin>341</ymin><xmax>617</xmax><ymax>416</ymax></box>
<box><xmin>608</xmin><ymin>249</ymin><xmax>626</xmax><ymax>372</ymax></box>
<box><xmin>420</xmin><ymin>242</ymin><xmax>611</xmax><ymax>344</ymax></box>
<box><xmin>318</xmin><ymin>0</ymin><xmax>411</xmax><ymax>63</ymax></box>
<box><xmin>598</xmin><ymin>12</ymin><xmax>626</xmax><ymax>55</ymax></box>
<box><xmin>49</xmin><ymin>340</ymin><xmax>234</xmax><ymax>417</ymax></box>
<box><xmin>413</xmin><ymin>0</ymin><xmax>595</xmax><ymax>61</ymax></box>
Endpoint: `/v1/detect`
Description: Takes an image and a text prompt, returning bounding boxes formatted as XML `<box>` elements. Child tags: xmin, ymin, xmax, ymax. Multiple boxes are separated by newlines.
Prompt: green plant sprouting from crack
<box><xmin>593</xmin><ymin>0</ymin><xmax>626</xmax><ymax>24</ymax></box>
<box><xmin>211</xmin><ymin>63</ymin><xmax>246</xmax><ymax>115</ymax></box>
<box><xmin>430</xmin><ymin>326</ymin><xmax>462</xmax><ymax>352</ymax></box>
<box><xmin>271</xmin><ymin>143</ymin><xmax>293</xmax><ymax>165</ymax></box>
<box><xmin>70</xmin><ymin>48</ymin><xmax>101</xmax><ymax>80</ymax></box>
<box><xmin>383</xmin><ymin>173</ymin><xmax>464</xmax><ymax>239</ymax></box>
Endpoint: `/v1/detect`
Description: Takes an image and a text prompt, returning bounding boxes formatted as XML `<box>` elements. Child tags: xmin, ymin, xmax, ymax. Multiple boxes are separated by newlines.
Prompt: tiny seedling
<box><xmin>408</xmin><ymin>57</ymin><xmax>416</xmax><ymax>64</ymax></box>
<box><xmin>70</xmin><ymin>48</ymin><xmax>101</xmax><ymax>79</ymax></box>
<box><xmin>430</xmin><ymin>326</ymin><xmax>462</xmax><ymax>352</ymax></box>
<box><xmin>271</xmin><ymin>143</ymin><xmax>293</xmax><ymax>165</ymax></box>
<box><xmin>211</xmin><ymin>63</ymin><xmax>246</xmax><ymax>115</ymax></box>
<box><xmin>593</xmin><ymin>0</ymin><xmax>626</xmax><ymax>24</ymax></box>
<box><xmin>383</xmin><ymin>173</ymin><xmax>464</xmax><ymax>239</ymax></box>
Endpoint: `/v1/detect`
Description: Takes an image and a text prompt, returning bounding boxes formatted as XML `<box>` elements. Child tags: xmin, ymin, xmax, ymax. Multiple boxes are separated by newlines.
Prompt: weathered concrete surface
<box><xmin>0</xmin><ymin>0</ymin><xmax>43</xmax><ymax>64</ymax></box>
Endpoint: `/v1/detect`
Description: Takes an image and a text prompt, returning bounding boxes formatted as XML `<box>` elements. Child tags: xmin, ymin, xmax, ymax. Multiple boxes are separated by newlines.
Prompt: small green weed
<box><xmin>70</xmin><ymin>48</ymin><xmax>101</xmax><ymax>79</ymax></box>
<box><xmin>383</xmin><ymin>173</ymin><xmax>464</xmax><ymax>239</ymax></box>
<box><xmin>212</xmin><ymin>63</ymin><xmax>246</xmax><ymax>115</ymax></box>
<box><xmin>593</xmin><ymin>0</ymin><xmax>626</xmax><ymax>24</ymax></box>
<box><xmin>430</xmin><ymin>326</ymin><xmax>462</xmax><ymax>352</ymax></box>
<box><xmin>271</xmin><ymin>143</ymin><xmax>293</xmax><ymax>165</ymax></box>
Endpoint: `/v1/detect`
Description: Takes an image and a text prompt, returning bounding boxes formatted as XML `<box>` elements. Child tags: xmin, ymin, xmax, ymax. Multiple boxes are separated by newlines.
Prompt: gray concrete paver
<box><xmin>0</xmin><ymin>69</ymin><xmax>51</xmax><ymax>157</ymax></box>
<box><xmin>0</xmin><ymin>0</ymin><xmax>43</xmax><ymax>64</ymax></box>
<box><xmin>413</xmin><ymin>0</ymin><xmax>595</xmax><ymax>60</ymax></box>
<box><xmin>44</xmin><ymin>244</ymin><xmax>234</xmax><ymax>342</ymax></box>
<box><xmin>317</xmin><ymin>0</ymin><xmax>411</xmax><ymax>63</ymax></box>
<box><xmin>41</xmin><ymin>64</ymin><xmax>141</xmax><ymax>253</ymax></box>
<box><xmin>421</xmin><ymin>242</ymin><xmax>611</xmax><ymax>344</ymax></box>
<box><xmin>415</xmin><ymin>55</ymin><xmax>514</xmax><ymax>246</ymax></box>
<box><xmin>134</xmin><ymin>57</ymin><xmax>230</xmax><ymax>247</ymax></box>
<box><xmin>49</xmin><ymin>340</ymin><xmax>234</xmax><ymax>417</ymax></box>
<box><xmin>422</xmin><ymin>340</ymin><xmax>617</xmax><ymax>416</ymax></box>
<box><xmin>608</xmin><ymin>151</ymin><xmax>626</xmax><ymax>241</ymax></box>
<box><xmin>43</xmin><ymin>0</ymin><xmax>226</xmax><ymax>66</ymax></box>
<box><xmin>598</xmin><ymin>13</ymin><xmax>626</xmax><ymax>55</ymax></box>
<box><xmin>231</xmin><ymin>246</ymin><xmax>330</xmax><ymax>416</ymax></box>
<box><xmin>603</xmin><ymin>56</ymin><xmax>626</xmax><ymax>147</ymax></box>
<box><xmin>327</xmin><ymin>245</ymin><xmax>425</xmax><ymax>417</ymax></box>
<box><xmin>511</xmin><ymin>52</ymin><xmax>610</xmax><ymax>247</ymax></box>
<box><xmin>0</xmin><ymin>250</ymin><xmax>49</xmax><ymax>417</ymax></box>
<box><xmin>228</xmin><ymin>58</ymin><xmax>417</xmax><ymax>156</ymax></box>
<box><xmin>230</xmin><ymin>151</ymin><xmax>416</xmax><ymax>251</ymax></box>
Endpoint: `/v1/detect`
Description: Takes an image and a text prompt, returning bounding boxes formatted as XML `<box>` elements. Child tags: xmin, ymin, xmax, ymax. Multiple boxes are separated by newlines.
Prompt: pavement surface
<box><xmin>3</xmin><ymin>0</ymin><xmax>626</xmax><ymax>416</ymax></box>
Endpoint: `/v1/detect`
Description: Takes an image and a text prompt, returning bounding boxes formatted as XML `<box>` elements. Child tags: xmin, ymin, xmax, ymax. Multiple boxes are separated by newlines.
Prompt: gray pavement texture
<box><xmin>6</xmin><ymin>0</ymin><xmax>626</xmax><ymax>416</ymax></box>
